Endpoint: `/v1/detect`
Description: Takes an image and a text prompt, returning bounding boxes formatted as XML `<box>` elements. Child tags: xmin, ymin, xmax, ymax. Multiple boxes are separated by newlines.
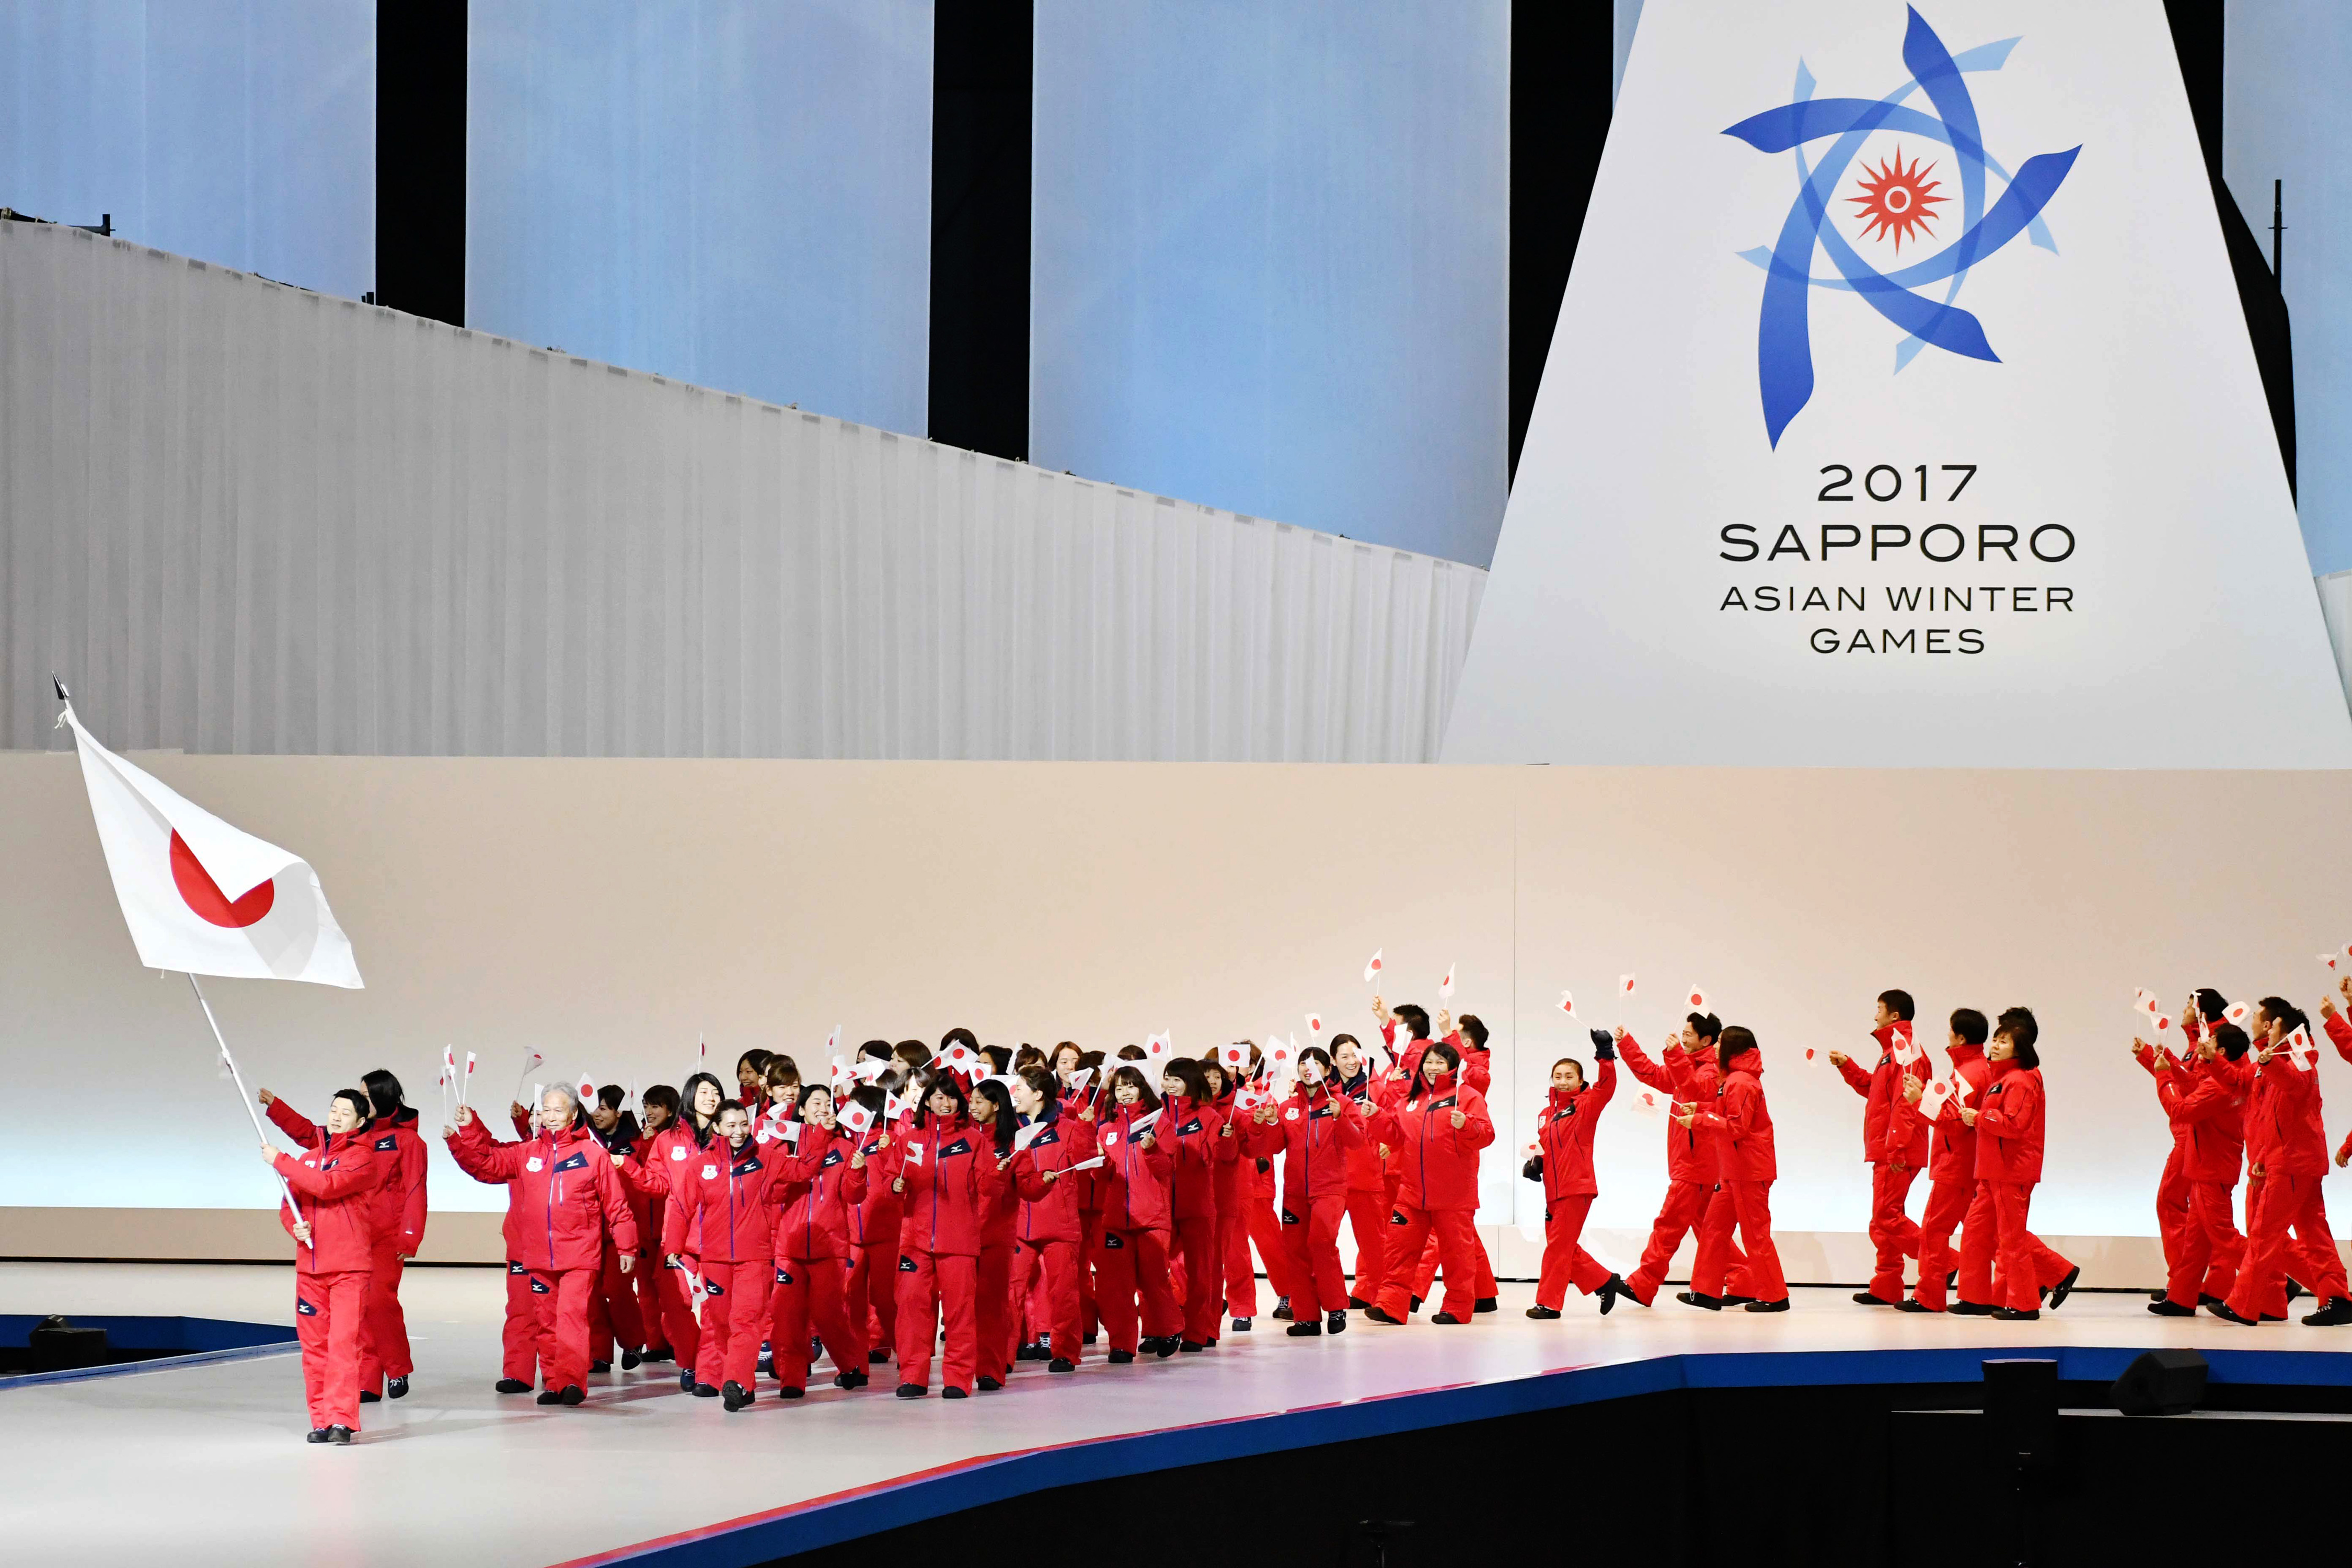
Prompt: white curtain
<box><xmin>0</xmin><ymin>218</ymin><xmax>1483</xmax><ymax>760</ymax></box>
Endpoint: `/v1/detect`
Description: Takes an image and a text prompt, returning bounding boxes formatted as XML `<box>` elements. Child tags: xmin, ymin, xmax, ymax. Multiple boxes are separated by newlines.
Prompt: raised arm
<box><xmin>274</xmin><ymin>1145</ymin><xmax>381</xmax><ymax>1202</ymax></box>
<box><xmin>263</xmin><ymin>1096</ymin><xmax>326</xmax><ymax>1150</ymax></box>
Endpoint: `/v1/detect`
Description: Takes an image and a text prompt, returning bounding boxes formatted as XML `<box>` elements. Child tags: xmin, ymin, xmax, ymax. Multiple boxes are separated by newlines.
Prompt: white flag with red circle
<box><xmin>1364</xmin><ymin>949</ymin><xmax>1384</xmax><ymax>985</ymax></box>
<box><xmin>1682</xmin><ymin>984</ymin><xmax>1709</xmax><ymax>1012</ymax></box>
<box><xmin>1305</xmin><ymin>1012</ymin><xmax>1325</xmax><ymax>1040</ymax></box>
<box><xmin>1438</xmin><ymin>964</ymin><xmax>1456</xmax><ymax>1001</ymax></box>
<box><xmin>58</xmin><ymin>689</ymin><xmax>361</xmax><ymax>987</ymax></box>
<box><xmin>1558</xmin><ymin>990</ymin><xmax>1576</xmax><ymax>1018</ymax></box>
<box><xmin>1619</xmin><ymin>974</ymin><xmax>1637</xmax><ymax>999</ymax></box>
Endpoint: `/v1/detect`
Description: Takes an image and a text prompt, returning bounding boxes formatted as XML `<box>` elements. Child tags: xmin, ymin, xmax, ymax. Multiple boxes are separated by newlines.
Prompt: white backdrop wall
<box><xmin>467</xmin><ymin>0</ymin><xmax>933</xmax><ymax>436</ymax></box>
<box><xmin>1030</xmin><ymin>0</ymin><xmax>1511</xmax><ymax>569</ymax></box>
<box><xmin>0</xmin><ymin>218</ymin><xmax>1483</xmax><ymax>762</ymax></box>
<box><xmin>6</xmin><ymin>754</ymin><xmax>2352</xmax><ymax>1281</ymax></box>
<box><xmin>0</xmin><ymin>0</ymin><xmax>374</xmax><ymax>301</ymax></box>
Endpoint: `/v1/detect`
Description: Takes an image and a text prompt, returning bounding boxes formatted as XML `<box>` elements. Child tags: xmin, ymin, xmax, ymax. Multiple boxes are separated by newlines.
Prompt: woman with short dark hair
<box><xmin>258</xmin><ymin>1088</ymin><xmax>382</xmax><ymax>1443</ymax></box>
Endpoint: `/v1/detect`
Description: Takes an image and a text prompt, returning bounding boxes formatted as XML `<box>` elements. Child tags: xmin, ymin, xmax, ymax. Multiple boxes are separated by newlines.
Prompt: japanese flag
<box><xmin>1438</xmin><ymin>964</ymin><xmax>1456</xmax><ymax>1001</ymax></box>
<box><xmin>1144</xmin><ymin>1031</ymin><xmax>1173</xmax><ymax>1062</ymax></box>
<box><xmin>826</xmin><ymin>1025</ymin><xmax>843</xmax><ymax>1057</ymax></box>
<box><xmin>56</xmin><ymin>685</ymin><xmax>362</xmax><ymax>987</ymax></box>
<box><xmin>1305</xmin><ymin>1013</ymin><xmax>1325</xmax><ymax>1040</ymax></box>
<box><xmin>1918</xmin><ymin>1078</ymin><xmax>1953</xmax><ymax>1122</ymax></box>
<box><xmin>1947</xmin><ymin>1070</ymin><xmax>1975</xmax><ymax>1103</ymax></box>
<box><xmin>829</xmin><ymin>1057</ymin><xmax>848</xmax><ymax>1089</ymax></box>
<box><xmin>904</xmin><ymin>1138</ymin><xmax>924</xmax><ymax>1167</ymax></box>
<box><xmin>2284</xmin><ymin>1027</ymin><xmax>2319</xmax><ymax>1071</ymax></box>
<box><xmin>1065</xmin><ymin>1068</ymin><xmax>1095</xmax><ymax>1096</ymax></box>
<box><xmin>2226</xmin><ymin>1001</ymin><xmax>2251</xmax><ymax>1027</ymax></box>
<box><xmin>1558</xmin><ymin>990</ymin><xmax>1576</xmax><ymax>1019</ymax></box>
<box><xmin>1624</xmin><ymin>1086</ymin><xmax>1664</xmax><ymax>1117</ymax></box>
<box><xmin>1682</xmin><ymin>984</ymin><xmax>1709</xmax><ymax>1012</ymax></box>
<box><xmin>575</xmin><ymin>1075</ymin><xmax>596</xmax><ymax>1110</ymax></box>
<box><xmin>1619</xmin><ymin>974</ymin><xmax>1637</xmax><ymax>1000</ymax></box>
<box><xmin>513</xmin><ymin>1051</ymin><xmax>545</xmax><ymax>1105</ymax></box>
<box><xmin>1219</xmin><ymin>1043</ymin><xmax>1250</xmax><ymax>1070</ymax></box>
<box><xmin>1235</xmin><ymin>1085</ymin><xmax>1267</xmax><ymax>1112</ymax></box>
<box><xmin>462</xmin><ymin>1051</ymin><xmax>477</xmax><ymax>1106</ymax></box>
<box><xmin>1268</xmin><ymin>1036</ymin><xmax>1296</xmax><ymax>1076</ymax></box>
<box><xmin>939</xmin><ymin>1043</ymin><xmax>982</xmax><ymax>1079</ymax></box>
<box><xmin>1129</xmin><ymin>1109</ymin><xmax>1161</xmax><ymax>1135</ymax></box>
<box><xmin>837</xmin><ymin>1101</ymin><xmax>873</xmax><ymax>1138</ymax></box>
<box><xmin>852</xmin><ymin>1055</ymin><xmax>886</xmax><ymax>1085</ymax></box>
<box><xmin>1013</xmin><ymin>1120</ymin><xmax>1048</xmax><ymax>1151</ymax></box>
<box><xmin>886</xmin><ymin>1088</ymin><xmax>916</xmax><ymax>1122</ymax></box>
<box><xmin>1364</xmin><ymin>949</ymin><xmax>1385</xmax><ymax>985</ymax></box>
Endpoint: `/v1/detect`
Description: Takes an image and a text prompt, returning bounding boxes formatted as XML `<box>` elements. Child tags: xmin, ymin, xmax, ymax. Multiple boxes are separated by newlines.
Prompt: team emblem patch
<box><xmin>702</xmin><ymin>1165</ymin><xmax>719</xmax><ymax>1179</ymax></box>
<box><xmin>525</xmin><ymin>1157</ymin><xmax>543</xmax><ymax>1173</ymax></box>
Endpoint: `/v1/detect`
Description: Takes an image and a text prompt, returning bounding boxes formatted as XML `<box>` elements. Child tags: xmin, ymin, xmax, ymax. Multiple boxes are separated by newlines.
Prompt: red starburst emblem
<box><xmin>1848</xmin><ymin>146</ymin><xmax>1945</xmax><ymax>251</ymax></box>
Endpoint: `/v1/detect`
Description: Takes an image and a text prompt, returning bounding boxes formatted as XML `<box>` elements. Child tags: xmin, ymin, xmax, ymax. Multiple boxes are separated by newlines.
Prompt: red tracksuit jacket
<box><xmin>1013</xmin><ymin>1112</ymin><xmax>1088</xmax><ymax>1243</ymax></box>
<box><xmin>274</xmin><ymin>1127</ymin><xmax>384</xmax><ymax>1273</ymax></box>
<box><xmin>268</xmin><ymin>1099</ymin><xmax>428</xmax><ymax>1255</ymax></box>
<box><xmin>1973</xmin><ymin>1059</ymin><xmax>2045</xmax><ymax>1184</ymax></box>
<box><xmin>849</xmin><ymin>1127</ymin><xmax>903</xmax><ymax>1252</ymax></box>
<box><xmin>1368</xmin><ymin>1072</ymin><xmax>1493</xmax><ymax>1212</ymax></box>
<box><xmin>1617</xmin><ymin>1035</ymin><xmax>1717</xmax><ymax>1183</ymax></box>
<box><xmin>1836</xmin><ymin>1025</ymin><xmax>1930</xmax><ymax>1166</ymax></box>
<box><xmin>1334</xmin><ymin>1070</ymin><xmax>1390</xmax><ymax>1190</ymax></box>
<box><xmin>1160</xmin><ymin>1095</ymin><xmax>1234</xmax><ymax>1221</ymax></box>
<box><xmin>2158</xmin><ymin>1055</ymin><xmax>2249</xmax><ymax>1184</ymax></box>
<box><xmin>660</xmin><ymin>1134</ymin><xmax>787</xmax><ymax>1263</ymax></box>
<box><xmin>1246</xmin><ymin>1083</ymin><xmax>1366</xmax><ymax>1213</ymax></box>
<box><xmin>1205</xmin><ymin>1085</ymin><xmax>1254</xmax><ymax>1213</ymax></box>
<box><xmin>891</xmin><ymin>1113</ymin><xmax>998</xmax><ymax>1257</ymax></box>
<box><xmin>772</xmin><ymin>1124</ymin><xmax>871</xmax><ymax>1261</ymax></box>
<box><xmin>1536</xmin><ymin>1060</ymin><xmax>1616</xmax><ymax>1204</ymax></box>
<box><xmin>1928</xmin><ymin>1043</ymin><xmax>1990</xmax><ymax>1183</ymax></box>
<box><xmin>1695</xmin><ymin>1047</ymin><xmax>1775</xmax><ymax>1181</ymax></box>
<box><xmin>1096</xmin><ymin>1105</ymin><xmax>1175</xmax><ymax>1232</ymax></box>
<box><xmin>451</xmin><ymin>1119</ymin><xmax>639</xmax><ymax>1270</ymax></box>
<box><xmin>2242</xmin><ymin>1047</ymin><xmax>2326</xmax><ymax>1177</ymax></box>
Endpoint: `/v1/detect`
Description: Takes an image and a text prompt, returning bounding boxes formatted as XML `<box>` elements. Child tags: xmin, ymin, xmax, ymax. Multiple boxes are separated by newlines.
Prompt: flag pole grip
<box><xmin>186</xmin><ymin>972</ymin><xmax>309</xmax><ymax>1246</ymax></box>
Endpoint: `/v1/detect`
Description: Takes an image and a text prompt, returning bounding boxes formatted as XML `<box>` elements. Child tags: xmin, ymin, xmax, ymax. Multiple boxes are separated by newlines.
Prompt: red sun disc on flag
<box><xmin>170</xmin><ymin>831</ymin><xmax>274</xmax><ymax>928</ymax></box>
<box><xmin>1849</xmin><ymin>146</ymin><xmax>1945</xmax><ymax>250</ymax></box>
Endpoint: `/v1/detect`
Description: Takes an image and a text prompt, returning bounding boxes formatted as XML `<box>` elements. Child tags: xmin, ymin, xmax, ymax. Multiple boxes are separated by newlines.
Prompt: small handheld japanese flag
<box><xmin>513</xmin><ymin>1051</ymin><xmax>544</xmax><ymax>1104</ymax></box>
<box><xmin>1364</xmin><ymin>949</ymin><xmax>1384</xmax><ymax>985</ymax></box>
<box><xmin>2226</xmin><ymin>1001</ymin><xmax>2251</xmax><ymax>1027</ymax></box>
<box><xmin>1558</xmin><ymin>990</ymin><xmax>1576</xmax><ymax>1019</ymax></box>
<box><xmin>1219</xmin><ymin>1043</ymin><xmax>1249</xmax><ymax>1070</ymax></box>
<box><xmin>1947</xmin><ymin>1069</ymin><xmax>1975</xmax><ymax>1103</ymax></box>
<box><xmin>904</xmin><ymin>1138</ymin><xmax>924</xmax><ymax>1167</ymax></box>
<box><xmin>852</xmin><ymin>1055</ymin><xmax>886</xmax><ymax>1085</ymax></box>
<box><xmin>1013</xmin><ymin>1121</ymin><xmax>1047</xmax><ymax>1151</ymax></box>
<box><xmin>1683</xmin><ymin>984</ymin><xmax>1709</xmax><ymax>1012</ymax></box>
<box><xmin>1066</xmin><ymin>1155</ymin><xmax>1107</xmax><ymax>1173</ymax></box>
<box><xmin>462</xmin><ymin>1051</ymin><xmax>477</xmax><ymax>1106</ymax></box>
<box><xmin>886</xmin><ymin>1088</ymin><xmax>916</xmax><ymax>1121</ymax></box>
<box><xmin>826</xmin><ymin>1025</ymin><xmax>842</xmax><ymax>1057</ymax></box>
<box><xmin>939</xmin><ymin>1042</ymin><xmax>981</xmax><ymax>1078</ymax></box>
<box><xmin>1305</xmin><ymin>1013</ymin><xmax>1324</xmax><ymax>1040</ymax></box>
<box><xmin>1066</xmin><ymin>1067</ymin><xmax>1095</xmax><ymax>1096</ymax></box>
<box><xmin>1918</xmin><ymin>1077</ymin><xmax>1953</xmax><ymax>1122</ymax></box>
<box><xmin>56</xmin><ymin>686</ymin><xmax>361</xmax><ymax>986</ymax></box>
<box><xmin>1129</xmin><ymin>1108</ymin><xmax>1161</xmax><ymax>1135</ymax></box>
<box><xmin>1619</xmin><ymin>974</ymin><xmax>1637</xmax><ymax>1000</ymax></box>
<box><xmin>1438</xmin><ymin>964</ymin><xmax>1456</xmax><ymax>1001</ymax></box>
<box><xmin>576</xmin><ymin>1075</ymin><xmax>596</xmax><ymax>1110</ymax></box>
<box><xmin>1625</xmin><ymin>1086</ymin><xmax>1664</xmax><ymax>1117</ymax></box>
<box><xmin>1268</xmin><ymin>1036</ymin><xmax>1296</xmax><ymax>1076</ymax></box>
<box><xmin>838</xmin><ymin>1101</ymin><xmax>873</xmax><ymax>1138</ymax></box>
<box><xmin>1144</xmin><ymin>1031</ymin><xmax>1173</xmax><ymax>1062</ymax></box>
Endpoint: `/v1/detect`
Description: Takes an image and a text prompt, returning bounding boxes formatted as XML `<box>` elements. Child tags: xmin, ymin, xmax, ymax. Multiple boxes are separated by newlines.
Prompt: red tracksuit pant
<box><xmin>1095</xmin><ymin>1225</ymin><xmax>1181</xmax><ymax>1351</ymax></box>
<box><xmin>1912</xmin><ymin>1177</ymin><xmax>1971</xmax><ymax>1311</ymax></box>
<box><xmin>1410</xmin><ymin>1220</ymin><xmax>1498</xmax><ymax>1303</ymax></box>
<box><xmin>1536</xmin><ymin>1193</ymin><xmax>1613</xmax><ymax>1308</ymax></box>
<box><xmin>975</xmin><ymin>1243</ymin><xmax>1014</xmax><ymax>1384</ymax></box>
<box><xmin>524</xmin><ymin>1265</ymin><xmax>596</xmax><ymax>1392</ymax></box>
<box><xmin>359</xmin><ymin>1243</ymin><xmax>410</xmax><ymax>1390</ymax></box>
<box><xmin>1693</xmin><ymin>1181</ymin><xmax>1787</xmax><ymax>1302</ymax></box>
<box><xmin>770</xmin><ymin>1255</ymin><xmax>860</xmax><ymax>1391</ymax></box>
<box><xmin>1245</xmin><ymin>1192</ymin><xmax>1301</xmax><ymax>1308</ymax></box>
<box><xmin>848</xmin><ymin>1243</ymin><xmax>896</xmax><ymax>1361</ymax></box>
<box><xmin>296</xmin><ymin>1269</ymin><xmax>372</xmax><ymax>1431</ymax></box>
<box><xmin>1080</xmin><ymin>1210</ymin><xmax>1104</xmax><ymax>1334</ymax></box>
<box><xmin>1866</xmin><ymin>1162</ymin><xmax>1922</xmax><ymax>1302</ymax></box>
<box><xmin>658</xmin><ymin>1254</ymin><xmax>701</xmax><ymax>1373</ymax></box>
<box><xmin>1959</xmin><ymin>1180</ymin><xmax>2069</xmax><ymax>1312</ymax></box>
<box><xmin>2228</xmin><ymin>1173</ymin><xmax>2348</xmax><ymax>1318</ymax></box>
<box><xmin>695</xmin><ymin>1259</ymin><xmax>771</xmax><ymax>1393</ymax></box>
<box><xmin>1376</xmin><ymin>1205</ymin><xmax>1481</xmax><ymax>1320</ymax></box>
<box><xmin>2167</xmin><ymin>1181</ymin><xmax>2244</xmax><ymax>1308</ymax></box>
<box><xmin>1171</xmin><ymin>1215</ymin><xmax>1220</xmax><ymax>1343</ymax></box>
<box><xmin>1344</xmin><ymin>1186</ymin><xmax>1388</xmax><ymax>1304</ymax></box>
<box><xmin>588</xmin><ymin>1243</ymin><xmax>645</xmax><ymax>1363</ymax></box>
<box><xmin>1017</xmin><ymin>1238</ymin><xmax>1083</xmax><ymax>1363</ymax></box>
<box><xmin>1280</xmin><ymin>1192</ymin><xmax>1350</xmax><ymax>1319</ymax></box>
<box><xmin>1627</xmin><ymin>1179</ymin><xmax>1749</xmax><ymax>1305</ymax></box>
<box><xmin>1219</xmin><ymin>1206</ymin><xmax>1259</xmax><ymax>1316</ymax></box>
<box><xmin>896</xmin><ymin>1251</ymin><xmax>979</xmax><ymax>1392</ymax></box>
<box><xmin>502</xmin><ymin>1261</ymin><xmax>539</xmax><ymax>1381</ymax></box>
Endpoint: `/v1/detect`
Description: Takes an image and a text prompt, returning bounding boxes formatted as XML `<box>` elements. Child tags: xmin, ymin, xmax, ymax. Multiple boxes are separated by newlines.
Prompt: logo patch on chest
<box><xmin>525</xmin><ymin>1157</ymin><xmax>543</xmax><ymax>1173</ymax></box>
<box><xmin>554</xmin><ymin>1152</ymin><xmax>588</xmax><ymax>1173</ymax></box>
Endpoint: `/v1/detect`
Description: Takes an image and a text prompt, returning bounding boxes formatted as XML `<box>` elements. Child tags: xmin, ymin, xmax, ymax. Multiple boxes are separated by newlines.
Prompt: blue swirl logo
<box><xmin>1723</xmin><ymin>6</ymin><xmax>2080</xmax><ymax>447</ymax></box>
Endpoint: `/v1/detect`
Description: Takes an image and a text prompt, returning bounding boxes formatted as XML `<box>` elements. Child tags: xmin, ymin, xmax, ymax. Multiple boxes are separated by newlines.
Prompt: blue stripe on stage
<box><xmin>582</xmin><ymin>1342</ymin><xmax>2352</xmax><ymax>1566</ymax></box>
<box><xmin>0</xmin><ymin>1313</ymin><xmax>297</xmax><ymax>1391</ymax></box>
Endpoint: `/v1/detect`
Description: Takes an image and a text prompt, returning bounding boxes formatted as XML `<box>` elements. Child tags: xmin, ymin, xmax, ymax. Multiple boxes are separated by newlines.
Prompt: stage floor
<box><xmin>6</xmin><ymin>1262</ymin><xmax>2347</xmax><ymax>1568</ymax></box>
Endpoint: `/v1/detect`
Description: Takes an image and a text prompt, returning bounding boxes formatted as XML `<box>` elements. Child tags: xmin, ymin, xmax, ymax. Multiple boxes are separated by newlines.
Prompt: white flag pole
<box><xmin>187</xmin><ymin>972</ymin><xmax>307</xmax><ymax>1246</ymax></box>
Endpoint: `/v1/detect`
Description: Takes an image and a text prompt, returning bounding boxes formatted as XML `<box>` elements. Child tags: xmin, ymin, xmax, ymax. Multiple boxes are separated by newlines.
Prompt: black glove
<box><xmin>1254</xmin><ymin>1157</ymin><xmax>1272</xmax><ymax>1174</ymax></box>
<box><xmin>1590</xmin><ymin>1028</ymin><xmax>1615</xmax><ymax>1059</ymax></box>
<box><xmin>1521</xmin><ymin>1154</ymin><xmax>1544</xmax><ymax>1182</ymax></box>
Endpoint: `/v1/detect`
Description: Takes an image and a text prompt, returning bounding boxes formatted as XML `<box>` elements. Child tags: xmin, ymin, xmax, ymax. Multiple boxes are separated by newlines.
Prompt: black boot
<box><xmin>721</xmin><ymin>1380</ymin><xmax>750</xmax><ymax>1412</ymax></box>
<box><xmin>1364</xmin><ymin>1306</ymin><xmax>1404</xmax><ymax>1325</ymax></box>
<box><xmin>1895</xmin><ymin>1298</ymin><xmax>1932</xmax><ymax>1313</ymax></box>
<box><xmin>1228</xmin><ymin>1317</ymin><xmax>1252</xmax><ymax>1333</ymax></box>
<box><xmin>1744</xmin><ymin>1298</ymin><xmax>1791</xmax><ymax>1313</ymax></box>
<box><xmin>679</xmin><ymin>1369</ymin><xmax>696</xmax><ymax>1392</ymax></box>
<box><xmin>495</xmin><ymin>1378</ymin><xmax>533</xmax><ymax>1394</ymax></box>
<box><xmin>2046</xmin><ymin>1266</ymin><xmax>2081</xmax><ymax>1310</ymax></box>
<box><xmin>1050</xmin><ymin>1357</ymin><xmax>1077</xmax><ymax>1373</ymax></box>
<box><xmin>776</xmin><ymin>1386</ymin><xmax>804</xmax><ymax>1399</ymax></box>
<box><xmin>895</xmin><ymin>1382</ymin><xmax>928</xmax><ymax>1398</ymax></box>
<box><xmin>1180</xmin><ymin>1339</ymin><xmax>1206</xmax><ymax>1352</ymax></box>
<box><xmin>692</xmin><ymin>1382</ymin><xmax>720</xmax><ymax>1397</ymax></box>
<box><xmin>559</xmin><ymin>1385</ymin><xmax>586</xmax><ymax>1405</ymax></box>
<box><xmin>1473</xmin><ymin>1297</ymin><xmax>1499</xmax><ymax>1314</ymax></box>
<box><xmin>1326</xmin><ymin>1310</ymin><xmax>1347</xmax><ymax>1334</ymax></box>
<box><xmin>386</xmin><ymin>1376</ymin><xmax>409</xmax><ymax>1399</ymax></box>
<box><xmin>326</xmin><ymin>1426</ymin><xmax>353</xmax><ymax>1444</ymax></box>
<box><xmin>2148</xmin><ymin>1299</ymin><xmax>2195</xmax><ymax>1317</ymax></box>
<box><xmin>1271</xmin><ymin>1297</ymin><xmax>1293</xmax><ymax>1321</ymax></box>
<box><xmin>1991</xmin><ymin>1307</ymin><xmax>2040</xmax><ymax>1321</ymax></box>
<box><xmin>869</xmin><ymin>1346</ymin><xmax>892</xmax><ymax>1364</ymax></box>
<box><xmin>976</xmin><ymin>1376</ymin><xmax>1003</xmax><ymax>1391</ymax></box>
<box><xmin>358</xmin><ymin>1389</ymin><xmax>381</xmax><ymax>1404</ymax></box>
<box><xmin>1682</xmin><ymin>1292</ymin><xmax>1724</xmax><ymax>1312</ymax></box>
<box><xmin>1108</xmin><ymin>1349</ymin><xmax>1135</xmax><ymax>1364</ymax></box>
<box><xmin>2207</xmin><ymin>1301</ymin><xmax>2255</xmax><ymax>1325</ymax></box>
<box><xmin>536</xmin><ymin>1390</ymin><xmax>564</xmax><ymax>1405</ymax></box>
<box><xmin>621</xmin><ymin>1349</ymin><xmax>641</xmax><ymax>1370</ymax></box>
<box><xmin>834</xmin><ymin>1369</ymin><xmax>869</xmax><ymax>1390</ymax></box>
<box><xmin>1525</xmin><ymin>1305</ymin><xmax>1562</xmax><ymax>1320</ymax></box>
<box><xmin>1947</xmin><ymin>1300</ymin><xmax>1996</xmax><ymax>1316</ymax></box>
<box><xmin>1286</xmin><ymin>1320</ymin><xmax>1323</xmax><ymax>1336</ymax></box>
<box><xmin>2302</xmin><ymin>1296</ymin><xmax>2352</xmax><ymax>1326</ymax></box>
<box><xmin>1429</xmin><ymin>1311</ymin><xmax>1467</xmax><ymax>1325</ymax></box>
<box><xmin>305</xmin><ymin>1428</ymin><xmax>331</xmax><ymax>1444</ymax></box>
